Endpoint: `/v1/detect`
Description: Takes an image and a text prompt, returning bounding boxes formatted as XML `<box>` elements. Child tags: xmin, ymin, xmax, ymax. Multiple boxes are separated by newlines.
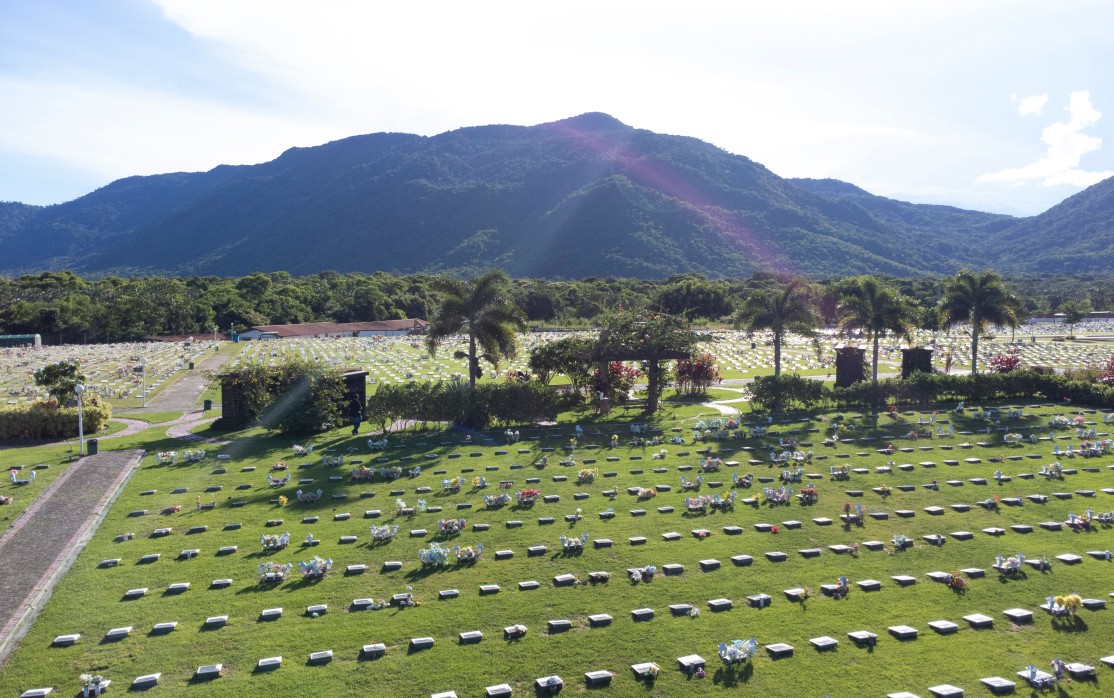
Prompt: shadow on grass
<box><xmin>1051</xmin><ymin>616</ymin><xmax>1088</xmax><ymax>632</ymax></box>
<box><xmin>713</xmin><ymin>662</ymin><xmax>753</xmax><ymax>687</ymax></box>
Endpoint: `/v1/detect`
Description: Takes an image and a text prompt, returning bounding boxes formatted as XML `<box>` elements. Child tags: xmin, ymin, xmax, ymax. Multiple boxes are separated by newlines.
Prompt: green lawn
<box><xmin>1</xmin><ymin>404</ymin><xmax>1113</xmax><ymax>697</ymax></box>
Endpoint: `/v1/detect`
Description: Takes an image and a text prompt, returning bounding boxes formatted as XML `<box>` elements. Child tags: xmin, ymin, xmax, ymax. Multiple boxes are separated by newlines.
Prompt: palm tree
<box><xmin>734</xmin><ymin>279</ymin><xmax>819</xmax><ymax>378</ymax></box>
<box><xmin>426</xmin><ymin>271</ymin><xmax>526</xmax><ymax>390</ymax></box>
<box><xmin>939</xmin><ymin>269</ymin><xmax>1019</xmax><ymax>375</ymax></box>
<box><xmin>837</xmin><ymin>277</ymin><xmax>913</xmax><ymax>385</ymax></box>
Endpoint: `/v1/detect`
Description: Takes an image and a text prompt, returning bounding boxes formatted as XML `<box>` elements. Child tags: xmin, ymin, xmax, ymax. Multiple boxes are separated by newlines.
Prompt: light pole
<box><xmin>75</xmin><ymin>384</ymin><xmax>85</xmax><ymax>456</ymax></box>
<box><xmin>140</xmin><ymin>358</ymin><xmax>147</xmax><ymax>407</ymax></box>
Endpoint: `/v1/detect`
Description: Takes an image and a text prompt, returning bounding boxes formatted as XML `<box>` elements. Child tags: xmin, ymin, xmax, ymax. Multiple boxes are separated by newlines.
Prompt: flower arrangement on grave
<box><xmin>261</xmin><ymin>531</ymin><xmax>290</xmax><ymax>551</ymax></box>
<box><xmin>156</xmin><ymin>451</ymin><xmax>177</xmax><ymax>464</ymax></box>
<box><xmin>183</xmin><ymin>449</ymin><xmax>205</xmax><ymax>462</ymax></box>
<box><xmin>367</xmin><ymin>437</ymin><xmax>388</xmax><ymax>450</ymax></box>
<box><xmin>577</xmin><ymin>468</ymin><xmax>598</xmax><ymax>484</ymax></box>
<box><xmin>588</xmin><ymin>571</ymin><xmax>610</xmax><ymax>584</ymax></box>
<box><xmin>651</xmin><ymin>448</ymin><xmax>668</xmax><ymax>460</ymax></box>
<box><xmin>483</xmin><ymin>492</ymin><xmax>511</xmax><ymax>508</ymax></box>
<box><xmin>0</xmin><ymin>495</ymin><xmax>11</xmax><ymax>505</ymax></box>
<box><xmin>299</xmin><ymin>555</ymin><xmax>332</xmax><ymax>579</ymax></box>
<box><xmin>1065</xmin><ymin>510</ymin><xmax>1093</xmax><ymax>531</ymax></box>
<box><xmin>116</xmin><ymin>532</ymin><xmax>134</xmax><ymax>541</ymax></box>
<box><xmin>686</xmin><ymin>495</ymin><xmax>712</xmax><ymax>513</ymax></box>
<box><xmin>271</xmin><ymin>462</ymin><xmax>288</xmax><ymax>471</ymax></box>
<box><xmin>533</xmin><ymin>455</ymin><xmax>549</xmax><ymax>468</ymax></box>
<box><xmin>718</xmin><ymin>638</ymin><xmax>759</xmax><ymax>665</ymax></box>
<box><xmin>277</xmin><ymin>495</ymin><xmax>288</xmax><ymax>507</ymax></box>
<box><xmin>558</xmin><ymin>454</ymin><xmax>576</xmax><ymax>466</ymax></box>
<box><xmin>267</xmin><ymin>473</ymin><xmax>290</xmax><ymax>486</ymax></box>
<box><xmin>79</xmin><ymin>673</ymin><xmax>107</xmax><ymax>696</ymax></box>
<box><xmin>763</xmin><ymin>486</ymin><xmax>792</xmax><ymax>506</ymax></box>
<box><xmin>636</xmin><ymin>487</ymin><xmax>657</xmax><ymax>500</ymax></box>
<box><xmin>560</xmin><ymin>532</ymin><xmax>590</xmax><ymax>552</ymax></box>
<box><xmin>799</xmin><ymin>484</ymin><xmax>819</xmax><ymax>505</ymax></box>
<box><xmin>892</xmin><ymin>534</ymin><xmax>910</xmax><ymax>550</ymax></box>
<box><xmin>351</xmin><ymin>465</ymin><xmax>374</xmax><ymax>481</ymax></box>
<box><xmin>370</xmin><ymin>523</ymin><xmax>399</xmax><ymax>542</ymax></box>
<box><xmin>454</xmin><ymin>544</ymin><xmax>483</xmax><ymax>563</ymax></box>
<box><xmin>779</xmin><ymin>466</ymin><xmax>803</xmax><ymax>483</ymax></box>
<box><xmin>442</xmin><ymin>476</ymin><xmax>465</xmax><ymax>492</ymax></box>
<box><xmin>680</xmin><ymin>474</ymin><xmax>703</xmax><ymax>492</ymax></box>
<box><xmin>161</xmin><ymin>504</ymin><xmax>181</xmax><ymax>515</ymax></box>
<box><xmin>418</xmin><ymin>541</ymin><xmax>451</xmax><ymax>566</ymax></box>
<box><xmin>379</xmin><ymin>466</ymin><xmax>403</xmax><ymax>480</ymax></box>
<box><xmin>1048</xmin><ymin>593</ymin><xmax>1083</xmax><ymax>617</ymax></box>
<box><xmin>407</xmin><ymin>465</ymin><xmax>422</xmax><ymax>478</ymax></box>
<box><xmin>732</xmin><ymin>472</ymin><xmax>753</xmax><ymax>488</ymax></box>
<box><xmin>1003</xmin><ymin>433</ymin><xmax>1024</xmax><ymax>446</ymax></box>
<box><xmin>628</xmin><ymin>565</ymin><xmax>657</xmax><ymax>582</ymax></box>
<box><xmin>644</xmin><ymin>662</ymin><xmax>660</xmax><ymax>678</ymax></box>
<box><xmin>471</xmin><ymin>476</ymin><xmax>488</xmax><ymax>489</ymax></box>
<box><xmin>292</xmin><ymin>444</ymin><xmax>313</xmax><ymax>456</ymax></box>
<box><xmin>516</xmin><ymin>488</ymin><xmax>541</xmax><ymax>505</ymax></box>
<box><xmin>321</xmin><ymin>454</ymin><xmax>343</xmax><ymax>467</ymax></box>
<box><xmin>1042</xmin><ymin>462</ymin><xmax>1063</xmax><ymax>479</ymax></box>
<box><xmin>830</xmin><ymin>575</ymin><xmax>850</xmax><ymax>599</ymax></box>
<box><xmin>710</xmin><ymin>491</ymin><xmax>737</xmax><ymax>512</ymax></box>
<box><xmin>1050</xmin><ymin>415</ymin><xmax>1070</xmax><ymax>429</ymax></box>
<box><xmin>701</xmin><ymin>457</ymin><xmax>723</xmax><ymax>472</ymax></box>
<box><xmin>877</xmin><ymin>485</ymin><xmax>892</xmax><ymax>497</ymax></box>
<box><xmin>258</xmin><ymin>561</ymin><xmax>293</xmax><ymax>582</ymax></box>
<box><xmin>439</xmin><ymin>518</ymin><xmax>467</xmax><ymax>536</ymax></box>
<box><xmin>995</xmin><ymin>553</ymin><xmax>1024</xmax><ymax>574</ymax></box>
<box><xmin>946</xmin><ymin>571</ymin><xmax>968</xmax><ymax>592</ymax></box>
<box><xmin>296</xmin><ymin>488</ymin><xmax>322</xmax><ymax>503</ymax></box>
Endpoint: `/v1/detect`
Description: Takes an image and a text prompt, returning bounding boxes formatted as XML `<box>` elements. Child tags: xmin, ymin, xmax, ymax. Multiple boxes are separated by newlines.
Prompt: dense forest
<box><xmin>2</xmin><ymin>270</ymin><xmax>1111</xmax><ymax>345</ymax></box>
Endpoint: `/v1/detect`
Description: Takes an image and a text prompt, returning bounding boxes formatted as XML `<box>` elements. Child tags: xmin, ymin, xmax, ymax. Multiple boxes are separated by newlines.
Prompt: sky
<box><xmin>1</xmin><ymin>0</ymin><xmax>1112</xmax><ymax>216</ymax></box>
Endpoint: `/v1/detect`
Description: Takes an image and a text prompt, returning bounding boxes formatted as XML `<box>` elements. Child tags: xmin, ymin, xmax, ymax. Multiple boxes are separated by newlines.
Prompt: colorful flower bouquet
<box><xmin>471</xmin><ymin>476</ymin><xmax>488</xmax><ymax>489</ymax></box>
<box><xmin>947</xmin><ymin>571</ymin><xmax>968</xmax><ymax>592</ymax></box>
<box><xmin>380</xmin><ymin>466</ymin><xmax>403</xmax><ymax>480</ymax></box>
<box><xmin>267</xmin><ymin>473</ymin><xmax>290</xmax><ymax>487</ymax></box>
<box><xmin>892</xmin><ymin>534</ymin><xmax>911</xmax><ymax>550</ymax></box>
<box><xmin>439</xmin><ymin>518</ymin><xmax>467</xmax><ymax>536</ymax></box>
<box><xmin>516</xmin><ymin>489</ymin><xmax>541</xmax><ymax>505</ymax></box>
<box><xmin>577</xmin><ymin>468</ymin><xmax>598</xmax><ymax>484</ymax></box>
<box><xmin>370</xmin><ymin>523</ymin><xmax>399</xmax><ymax>542</ymax></box>
<box><xmin>680</xmin><ymin>474</ymin><xmax>703</xmax><ymax>491</ymax></box>
<box><xmin>1046</xmin><ymin>593</ymin><xmax>1083</xmax><ymax>617</ymax></box>
<box><xmin>261</xmin><ymin>531</ymin><xmax>290</xmax><ymax>551</ymax></box>
<box><xmin>258</xmin><ymin>561</ymin><xmax>293</xmax><ymax>582</ymax></box>
<box><xmin>995</xmin><ymin>553</ymin><xmax>1024</xmax><ymax>574</ymax></box>
<box><xmin>484</xmin><ymin>492</ymin><xmax>511</xmax><ymax>508</ymax></box>
<box><xmin>454</xmin><ymin>544</ymin><xmax>483</xmax><ymax>563</ymax></box>
<box><xmin>419</xmin><ymin>541</ymin><xmax>452</xmax><ymax>566</ymax></box>
<box><xmin>560</xmin><ymin>532</ymin><xmax>589</xmax><ymax>552</ymax></box>
<box><xmin>628</xmin><ymin>565</ymin><xmax>657</xmax><ymax>582</ymax></box>
<box><xmin>292</xmin><ymin>444</ymin><xmax>313</xmax><ymax>456</ymax></box>
<box><xmin>799</xmin><ymin>485</ymin><xmax>819</xmax><ymax>505</ymax></box>
<box><xmin>271</xmin><ymin>462</ymin><xmax>289</xmax><ymax>471</ymax></box>
<box><xmin>718</xmin><ymin>638</ymin><xmax>758</xmax><ymax>665</ymax></box>
<box><xmin>442</xmin><ymin>476</ymin><xmax>465</xmax><ymax>492</ymax></box>
<box><xmin>636</xmin><ymin>487</ymin><xmax>657</xmax><ymax>500</ymax></box>
<box><xmin>299</xmin><ymin>556</ymin><xmax>332</xmax><ymax>579</ymax></box>
<box><xmin>296</xmin><ymin>488</ymin><xmax>322</xmax><ymax>503</ymax></box>
<box><xmin>321</xmin><ymin>454</ymin><xmax>343</xmax><ymax>467</ymax></box>
<box><xmin>156</xmin><ymin>451</ymin><xmax>177</xmax><ymax>464</ymax></box>
<box><xmin>685</xmin><ymin>495</ymin><xmax>712</xmax><ymax>513</ymax></box>
<box><xmin>732</xmin><ymin>472</ymin><xmax>752</xmax><ymax>488</ymax></box>
<box><xmin>351</xmin><ymin>466</ymin><xmax>374</xmax><ymax>481</ymax></box>
<box><xmin>183</xmin><ymin>449</ymin><xmax>205</xmax><ymax>462</ymax></box>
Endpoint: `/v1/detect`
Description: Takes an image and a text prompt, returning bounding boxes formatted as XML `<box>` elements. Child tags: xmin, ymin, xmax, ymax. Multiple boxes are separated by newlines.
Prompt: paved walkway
<box><xmin>122</xmin><ymin>347</ymin><xmax>233</xmax><ymax>414</ymax></box>
<box><xmin>0</xmin><ymin>449</ymin><xmax>144</xmax><ymax>666</ymax></box>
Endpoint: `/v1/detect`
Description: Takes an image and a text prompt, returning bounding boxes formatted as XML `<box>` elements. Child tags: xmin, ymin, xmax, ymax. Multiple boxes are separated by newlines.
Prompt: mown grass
<box><xmin>1</xmin><ymin>403</ymin><xmax>1113</xmax><ymax>697</ymax></box>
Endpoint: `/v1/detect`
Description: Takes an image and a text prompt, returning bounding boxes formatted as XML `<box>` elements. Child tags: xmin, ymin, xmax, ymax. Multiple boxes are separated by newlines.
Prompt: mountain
<box><xmin>0</xmin><ymin>113</ymin><xmax>1109</xmax><ymax>279</ymax></box>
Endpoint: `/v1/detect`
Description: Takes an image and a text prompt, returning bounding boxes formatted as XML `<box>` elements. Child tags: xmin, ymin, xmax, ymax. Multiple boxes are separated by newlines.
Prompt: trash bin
<box><xmin>189</xmin><ymin>361</ymin><xmax>194</xmax><ymax>370</ymax></box>
<box><xmin>203</xmin><ymin>399</ymin><xmax>212</xmax><ymax>411</ymax></box>
<box><xmin>88</xmin><ymin>438</ymin><xmax>99</xmax><ymax>455</ymax></box>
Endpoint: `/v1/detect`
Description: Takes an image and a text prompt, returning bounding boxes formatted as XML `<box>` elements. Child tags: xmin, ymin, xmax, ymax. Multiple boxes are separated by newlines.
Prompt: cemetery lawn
<box><xmin>1</xmin><ymin>404</ymin><xmax>1114</xmax><ymax>697</ymax></box>
<box><xmin>115</xmin><ymin>411</ymin><xmax>186</xmax><ymax>424</ymax></box>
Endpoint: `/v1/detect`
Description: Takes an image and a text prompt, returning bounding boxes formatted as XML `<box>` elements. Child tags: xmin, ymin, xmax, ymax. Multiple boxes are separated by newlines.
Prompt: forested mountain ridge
<box><xmin>1</xmin><ymin>113</ymin><xmax>1110</xmax><ymax>279</ymax></box>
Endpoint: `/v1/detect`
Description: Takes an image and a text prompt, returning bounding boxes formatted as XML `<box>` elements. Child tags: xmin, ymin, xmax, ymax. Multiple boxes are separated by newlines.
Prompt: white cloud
<box><xmin>1013</xmin><ymin>93</ymin><xmax>1048</xmax><ymax>116</ymax></box>
<box><xmin>978</xmin><ymin>91</ymin><xmax>1114</xmax><ymax>187</ymax></box>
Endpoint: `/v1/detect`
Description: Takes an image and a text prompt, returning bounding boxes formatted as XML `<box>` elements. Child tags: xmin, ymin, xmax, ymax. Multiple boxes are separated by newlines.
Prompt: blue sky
<box><xmin>2</xmin><ymin>0</ymin><xmax>1112</xmax><ymax>216</ymax></box>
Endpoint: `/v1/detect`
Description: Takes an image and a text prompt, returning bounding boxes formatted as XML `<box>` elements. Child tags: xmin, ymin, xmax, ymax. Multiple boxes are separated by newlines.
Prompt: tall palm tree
<box><xmin>734</xmin><ymin>279</ymin><xmax>819</xmax><ymax>377</ymax></box>
<box><xmin>837</xmin><ymin>276</ymin><xmax>913</xmax><ymax>384</ymax></box>
<box><xmin>939</xmin><ymin>269</ymin><xmax>1019</xmax><ymax>375</ymax></box>
<box><xmin>426</xmin><ymin>271</ymin><xmax>526</xmax><ymax>390</ymax></box>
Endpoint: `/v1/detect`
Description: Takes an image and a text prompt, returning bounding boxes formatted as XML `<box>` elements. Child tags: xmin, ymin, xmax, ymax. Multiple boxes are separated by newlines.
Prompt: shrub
<box><xmin>0</xmin><ymin>399</ymin><xmax>112</xmax><ymax>440</ymax></box>
<box><xmin>218</xmin><ymin>360</ymin><xmax>345</xmax><ymax>435</ymax></box>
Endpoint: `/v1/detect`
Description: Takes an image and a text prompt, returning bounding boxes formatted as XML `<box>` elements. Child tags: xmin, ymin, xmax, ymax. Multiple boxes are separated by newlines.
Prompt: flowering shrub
<box><xmin>1100</xmin><ymin>354</ymin><xmax>1114</xmax><ymax>385</ymax></box>
<box><xmin>989</xmin><ymin>351</ymin><xmax>1022</xmax><ymax>373</ymax></box>
<box><xmin>676</xmin><ymin>351</ymin><xmax>720</xmax><ymax>394</ymax></box>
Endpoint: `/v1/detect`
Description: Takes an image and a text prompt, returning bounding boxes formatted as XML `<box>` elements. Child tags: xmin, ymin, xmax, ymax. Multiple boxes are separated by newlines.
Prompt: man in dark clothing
<box><xmin>348</xmin><ymin>395</ymin><xmax>363</xmax><ymax>435</ymax></box>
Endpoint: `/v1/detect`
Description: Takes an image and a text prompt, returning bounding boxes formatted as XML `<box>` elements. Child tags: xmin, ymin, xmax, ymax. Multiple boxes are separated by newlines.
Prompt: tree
<box><xmin>426</xmin><ymin>271</ymin><xmax>526</xmax><ymax>390</ymax></box>
<box><xmin>527</xmin><ymin>336</ymin><xmax>596</xmax><ymax>390</ymax></box>
<box><xmin>33</xmin><ymin>360</ymin><xmax>86</xmax><ymax>404</ymax></box>
<box><xmin>837</xmin><ymin>276</ymin><xmax>914</xmax><ymax>385</ymax></box>
<box><xmin>1060</xmin><ymin>301</ymin><xmax>1086</xmax><ymax>338</ymax></box>
<box><xmin>939</xmin><ymin>269</ymin><xmax>1019</xmax><ymax>375</ymax></box>
<box><xmin>734</xmin><ymin>279</ymin><xmax>819</xmax><ymax>378</ymax></box>
<box><xmin>599</xmin><ymin>310</ymin><xmax>708</xmax><ymax>414</ymax></box>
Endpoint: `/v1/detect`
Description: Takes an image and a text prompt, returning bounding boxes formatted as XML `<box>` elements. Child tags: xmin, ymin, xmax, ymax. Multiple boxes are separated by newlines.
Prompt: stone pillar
<box><xmin>835</xmin><ymin>347</ymin><xmax>866</xmax><ymax>388</ymax></box>
<box><xmin>901</xmin><ymin>348</ymin><xmax>933</xmax><ymax>378</ymax></box>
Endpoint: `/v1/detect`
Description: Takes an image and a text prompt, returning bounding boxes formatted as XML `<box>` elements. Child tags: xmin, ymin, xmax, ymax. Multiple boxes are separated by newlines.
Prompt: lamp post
<box><xmin>140</xmin><ymin>358</ymin><xmax>147</xmax><ymax>407</ymax></box>
<box><xmin>75</xmin><ymin>384</ymin><xmax>85</xmax><ymax>456</ymax></box>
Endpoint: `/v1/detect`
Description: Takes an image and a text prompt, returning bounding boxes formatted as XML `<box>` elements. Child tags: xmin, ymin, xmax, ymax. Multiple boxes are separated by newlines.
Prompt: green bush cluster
<box><xmin>0</xmin><ymin>400</ymin><xmax>112</xmax><ymax>440</ymax></box>
<box><xmin>368</xmin><ymin>380</ymin><xmax>559</xmax><ymax>430</ymax></box>
<box><xmin>751</xmin><ymin>369</ymin><xmax>1114</xmax><ymax>413</ymax></box>
<box><xmin>218</xmin><ymin>360</ymin><xmax>345</xmax><ymax>434</ymax></box>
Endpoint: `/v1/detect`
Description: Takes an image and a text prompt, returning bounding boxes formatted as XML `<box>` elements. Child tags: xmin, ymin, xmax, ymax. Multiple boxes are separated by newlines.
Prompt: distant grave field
<box><xmin>2</xmin><ymin>401</ymin><xmax>1114</xmax><ymax>696</ymax></box>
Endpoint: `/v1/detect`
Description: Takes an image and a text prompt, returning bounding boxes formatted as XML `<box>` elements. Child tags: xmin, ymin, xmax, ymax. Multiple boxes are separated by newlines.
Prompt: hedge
<box><xmin>0</xmin><ymin>400</ymin><xmax>113</xmax><ymax>440</ymax></box>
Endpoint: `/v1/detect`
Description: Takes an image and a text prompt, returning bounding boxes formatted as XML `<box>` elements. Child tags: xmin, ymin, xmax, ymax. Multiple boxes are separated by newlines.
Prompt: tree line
<box><xmin>0</xmin><ymin>268</ymin><xmax>1106</xmax><ymax>346</ymax></box>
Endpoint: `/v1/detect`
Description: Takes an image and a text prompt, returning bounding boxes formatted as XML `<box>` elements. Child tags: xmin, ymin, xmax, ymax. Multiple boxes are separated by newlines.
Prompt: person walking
<box><xmin>348</xmin><ymin>395</ymin><xmax>363</xmax><ymax>435</ymax></box>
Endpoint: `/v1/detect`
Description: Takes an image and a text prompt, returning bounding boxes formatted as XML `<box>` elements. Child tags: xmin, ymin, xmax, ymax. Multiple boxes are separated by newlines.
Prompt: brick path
<box><xmin>0</xmin><ymin>449</ymin><xmax>143</xmax><ymax>666</ymax></box>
